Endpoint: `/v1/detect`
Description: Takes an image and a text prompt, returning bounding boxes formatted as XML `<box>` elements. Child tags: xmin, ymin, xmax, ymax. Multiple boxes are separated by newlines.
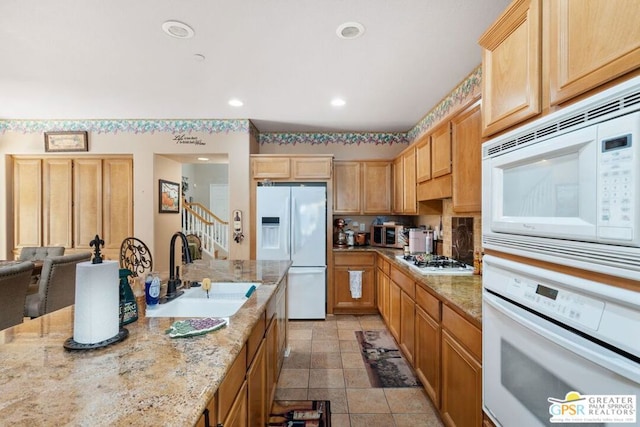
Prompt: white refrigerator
<box><xmin>256</xmin><ymin>184</ymin><xmax>327</xmax><ymax>319</ymax></box>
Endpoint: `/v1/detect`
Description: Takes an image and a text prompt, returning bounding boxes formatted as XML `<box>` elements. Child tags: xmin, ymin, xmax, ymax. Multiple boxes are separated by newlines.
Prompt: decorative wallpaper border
<box><xmin>258</xmin><ymin>132</ymin><xmax>408</xmax><ymax>146</ymax></box>
<box><xmin>407</xmin><ymin>66</ymin><xmax>482</xmax><ymax>143</ymax></box>
<box><xmin>0</xmin><ymin>119</ymin><xmax>250</xmax><ymax>135</ymax></box>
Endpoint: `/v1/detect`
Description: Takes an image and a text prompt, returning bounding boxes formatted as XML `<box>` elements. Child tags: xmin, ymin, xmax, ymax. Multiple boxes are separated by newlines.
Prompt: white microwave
<box><xmin>482</xmin><ymin>76</ymin><xmax>640</xmax><ymax>280</ymax></box>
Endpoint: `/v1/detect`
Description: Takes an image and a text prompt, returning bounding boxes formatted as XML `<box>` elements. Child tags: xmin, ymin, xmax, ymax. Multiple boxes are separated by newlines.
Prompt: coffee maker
<box><xmin>333</xmin><ymin>218</ymin><xmax>347</xmax><ymax>247</ymax></box>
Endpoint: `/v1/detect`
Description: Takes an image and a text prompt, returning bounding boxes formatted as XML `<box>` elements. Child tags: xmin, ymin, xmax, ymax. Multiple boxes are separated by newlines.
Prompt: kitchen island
<box><xmin>0</xmin><ymin>259</ymin><xmax>291</xmax><ymax>426</ymax></box>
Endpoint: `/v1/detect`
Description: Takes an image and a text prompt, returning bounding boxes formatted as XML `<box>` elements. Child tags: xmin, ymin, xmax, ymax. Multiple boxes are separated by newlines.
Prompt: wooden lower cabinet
<box><xmin>247</xmin><ymin>339</ymin><xmax>266</xmax><ymax>427</ymax></box>
<box><xmin>441</xmin><ymin>330</ymin><xmax>482</xmax><ymax>427</ymax></box>
<box><xmin>388</xmin><ymin>280</ymin><xmax>401</xmax><ymax>342</ymax></box>
<box><xmin>220</xmin><ymin>381</ymin><xmax>248</xmax><ymax>427</ymax></box>
<box><xmin>333</xmin><ymin>252</ymin><xmax>376</xmax><ymax>313</ymax></box>
<box><xmin>399</xmin><ymin>290</ymin><xmax>415</xmax><ymax>364</ymax></box>
<box><xmin>414</xmin><ymin>305</ymin><xmax>441</xmax><ymax>407</ymax></box>
<box><xmin>376</xmin><ymin>267</ymin><xmax>389</xmax><ymax>323</ymax></box>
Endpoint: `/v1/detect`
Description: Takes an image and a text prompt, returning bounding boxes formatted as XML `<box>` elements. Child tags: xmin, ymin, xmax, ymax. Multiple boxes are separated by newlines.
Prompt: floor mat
<box><xmin>268</xmin><ymin>400</ymin><xmax>331</xmax><ymax>427</ymax></box>
<box><xmin>355</xmin><ymin>330</ymin><xmax>422</xmax><ymax>388</ymax></box>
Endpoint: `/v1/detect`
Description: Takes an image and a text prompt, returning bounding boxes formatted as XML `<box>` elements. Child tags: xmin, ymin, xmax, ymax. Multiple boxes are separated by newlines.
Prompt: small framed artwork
<box><xmin>44</xmin><ymin>131</ymin><xmax>89</xmax><ymax>152</ymax></box>
<box><xmin>159</xmin><ymin>179</ymin><xmax>180</xmax><ymax>213</ymax></box>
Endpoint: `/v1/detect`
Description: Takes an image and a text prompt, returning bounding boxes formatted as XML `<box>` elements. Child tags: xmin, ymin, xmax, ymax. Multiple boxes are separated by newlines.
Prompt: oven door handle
<box><xmin>484</xmin><ymin>292</ymin><xmax>640</xmax><ymax>383</ymax></box>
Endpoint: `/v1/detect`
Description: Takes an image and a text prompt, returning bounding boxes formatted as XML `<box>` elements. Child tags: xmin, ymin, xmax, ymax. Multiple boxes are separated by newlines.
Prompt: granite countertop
<box><xmin>334</xmin><ymin>246</ymin><xmax>483</xmax><ymax>327</ymax></box>
<box><xmin>0</xmin><ymin>259</ymin><xmax>291</xmax><ymax>426</ymax></box>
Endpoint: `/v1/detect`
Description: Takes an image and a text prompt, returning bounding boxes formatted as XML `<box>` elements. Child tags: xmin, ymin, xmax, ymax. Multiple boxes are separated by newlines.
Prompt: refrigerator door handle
<box><xmin>285</xmin><ymin>196</ymin><xmax>290</xmax><ymax>256</ymax></box>
<box><xmin>291</xmin><ymin>196</ymin><xmax>297</xmax><ymax>255</ymax></box>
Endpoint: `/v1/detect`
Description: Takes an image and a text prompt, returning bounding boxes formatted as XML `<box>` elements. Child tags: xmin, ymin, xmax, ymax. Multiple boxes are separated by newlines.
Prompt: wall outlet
<box><xmin>352</xmin><ymin>221</ymin><xmax>359</xmax><ymax>227</ymax></box>
<box><xmin>360</xmin><ymin>223</ymin><xmax>366</xmax><ymax>232</ymax></box>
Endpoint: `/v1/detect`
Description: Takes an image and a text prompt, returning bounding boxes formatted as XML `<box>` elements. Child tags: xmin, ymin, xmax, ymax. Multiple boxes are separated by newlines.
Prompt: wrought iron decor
<box><xmin>119</xmin><ymin>237</ymin><xmax>153</xmax><ymax>277</ymax></box>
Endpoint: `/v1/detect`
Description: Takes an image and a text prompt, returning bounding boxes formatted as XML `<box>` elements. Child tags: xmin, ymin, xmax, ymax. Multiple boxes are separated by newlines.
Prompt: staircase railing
<box><xmin>182</xmin><ymin>197</ymin><xmax>229</xmax><ymax>255</ymax></box>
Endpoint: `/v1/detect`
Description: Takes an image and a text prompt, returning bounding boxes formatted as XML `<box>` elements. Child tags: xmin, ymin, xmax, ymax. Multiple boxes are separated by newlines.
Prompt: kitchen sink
<box><xmin>145</xmin><ymin>282</ymin><xmax>260</xmax><ymax>318</ymax></box>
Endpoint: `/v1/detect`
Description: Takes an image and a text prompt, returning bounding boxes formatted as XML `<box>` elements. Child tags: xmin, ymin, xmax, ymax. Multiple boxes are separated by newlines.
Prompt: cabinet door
<box><xmin>252</xmin><ymin>157</ymin><xmax>290</xmax><ymax>179</ymax></box>
<box><xmin>441</xmin><ymin>330</ymin><xmax>482</xmax><ymax>427</ymax></box>
<box><xmin>362</xmin><ymin>162</ymin><xmax>392</xmax><ymax>214</ymax></box>
<box><xmin>431</xmin><ymin>123</ymin><xmax>452</xmax><ymax>178</ymax></box>
<box><xmin>451</xmin><ymin>101</ymin><xmax>482</xmax><ymax>213</ymax></box>
<box><xmin>399</xmin><ymin>290</ymin><xmax>415</xmax><ymax>364</ymax></box>
<box><xmin>480</xmin><ymin>0</ymin><xmax>541</xmax><ymax>136</ymax></box>
<box><xmin>415</xmin><ymin>305</ymin><xmax>441</xmax><ymax>408</ymax></box>
<box><xmin>333</xmin><ymin>162</ymin><xmax>361</xmax><ymax>214</ymax></box>
<box><xmin>73</xmin><ymin>159</ymin><xmax>103</xmax><ymax>251</ymax></box>
<box><xmin>265</xmin><ymin>317</ymin><xmax>277</xmax><ymax>409</ymax></box>
<box><xmin>402</xmin><ymin>148</ymin><xmax>417</xmax><ymax>214</ymax></box>
<box><xmin>388</xmin><ymin>280</ymin><xmax>401</xmax><ymax>342</ymax></box>
<box><xmin>102</xmin><ymin>158</ymin><xmax>133</xmax><ymax>257</ymax></box>
<box><xmin>392</xmin><ymin>157</ymin><xmax>403</xmax><ymax>214</ymax></box>
<box><xmin>548</xmin><ymin>0</ymin><xmax>640</xmax><ymax>106</ymax></box>
<box><xmin>416</xmin><ymin>135</ymin><xmax>431</xmax><ymax>182</ymax></box>
<box><xmin>333</xmin><ymin>266</ymin><xmax>376</xmax><ymax>312</ymax></box>
<box><xmin>376</xmin><ymin>268</ymin><xmax>389</xmax><ymax>323</ymax></box>
<box><xmin>13</xmin><ymin>158</ymin><xmax>42</xmax><ymax>249</ymax></box>
<box><xmin>247</xmin><ymin>339</ymin><xmax>266</xmax><ymax>427</ymax></box>
<box><xmin>220</xmin><ymin>381</ymin><xmax>248</xmax><ymax>427</ymax></box>
<box><xmin>43</xmin><ymin>159</ymin><xmax>73</xmax><ymax>249</ymax></box>
<box><xmin>292</xmin><ymin>157</ymin><xmax>332</xmax><ymax>179</ymax></box>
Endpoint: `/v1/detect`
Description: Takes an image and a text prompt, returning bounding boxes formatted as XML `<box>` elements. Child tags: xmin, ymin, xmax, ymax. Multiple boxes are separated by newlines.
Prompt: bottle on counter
<box><xmin>145</xmin><ymin>272</ymin><xmax>160</xmax><ymax>308</ymax></box>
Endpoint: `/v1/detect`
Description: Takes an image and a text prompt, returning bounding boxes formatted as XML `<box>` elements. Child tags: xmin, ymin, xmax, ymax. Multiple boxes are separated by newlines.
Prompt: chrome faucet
<box><xmin>166</xmin><ymin>231</ymin><xmax>193</xmax><ymax>301</ymax></box>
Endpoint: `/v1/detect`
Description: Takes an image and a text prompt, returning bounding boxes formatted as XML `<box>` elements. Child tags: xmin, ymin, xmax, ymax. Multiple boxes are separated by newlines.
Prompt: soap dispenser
<box><xmin>119</xmin><ymin>269</ymin><xmax>138</xmax><ymax>326</ymax></box>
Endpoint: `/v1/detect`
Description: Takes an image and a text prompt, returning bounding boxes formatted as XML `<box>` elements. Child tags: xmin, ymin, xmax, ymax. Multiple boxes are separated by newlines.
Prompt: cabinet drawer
<box><xmin>390</xmin><ymin>267</ymin><xmax>415</xmax><ymax>299</ymax></box>
<box><xmin>218</xmin><ymin>345</ymin><xmax>247</xmax><ymax>420</ymax></box>
<box><xmin>376</xmin><ymin>256</ymin><xmax>390</xmax><ymax>275</ymax></box>
<box><xmin>442</xmin><ymin>305</ymin><xmax>481</xmax><ymax>361</ymax></box>
<box><xmin>415</xmin><ymin>285</ymin><xmax>440</xmax><ymax>321</ymax></box>
<box><xmin>334</xmin><ymin>252</ymin><xmax>375</xmax><ymax>266</ymax></box>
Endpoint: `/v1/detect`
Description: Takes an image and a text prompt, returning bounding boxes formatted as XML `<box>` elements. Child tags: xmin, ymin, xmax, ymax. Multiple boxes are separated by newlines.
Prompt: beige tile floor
<box><xmin>273</xmin><ymin>314</ymin><xmax>444</xmax><ymax>427</ymax></box>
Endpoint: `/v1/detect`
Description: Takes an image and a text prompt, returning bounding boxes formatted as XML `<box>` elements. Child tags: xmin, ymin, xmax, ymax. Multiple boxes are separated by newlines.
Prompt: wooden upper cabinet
<box><xmin>251</xmin><ymin>157</ymin><xmax>290</xmax><ymax>179</ymax></box>
<box><xmin>13</xmin><ymin>158</ymin><xmax>42</xmax><ymax>249</ymax></box>
<box><xmin>251</xmin><ymin>156</ymin><xmax>332</xmax><ymax>180</ymax></box>
<box><xmin>547</xmin><ymin>0</ymin><xmax>640</xmax><ymax>106</ymax></box>
<box><xmin>334</xmin><ymin>160</ymin><xmax>392</xmax><ymax>214</ymax></box>
<box><xmin>43</xmin><ymin>159</ymin><xmax>73</xmax><ymax>248</ymax></box>
<box><xmin>393</xmin><ymin>157</ymin><xmax>403</xmax><ymax>214</ymax></box>
<box><xmin>362</xmin><ymin>162</ymin><xmax>392</xmax><ymax>214</ymax></box>
<box><xmin>452</xmin><ymin>100</ymin><xmax>482</xmax><ymax>213</ymax></box>
<box><xmin>479</xmin><ymin>0</ymin><xmax>541</xmax><ymax>137</ymax></box>
<box><xmin>402</xmin><ymin>148</ymin><xmax>417</xmax><ymax>214</ymax></box>
<box><xmin>431</xmin><ymin>123</ymin><xmax>452</xmax><ymax>178</ymax></box>
<box><xmin>416</xmin><ymin>135</ymin><xmax>431</xmax><ymax>183</ymax></box>
<box><xmin>333</xmin><ymin>161</ymin><xmax>361</xmax><ymax>214</ymax></box>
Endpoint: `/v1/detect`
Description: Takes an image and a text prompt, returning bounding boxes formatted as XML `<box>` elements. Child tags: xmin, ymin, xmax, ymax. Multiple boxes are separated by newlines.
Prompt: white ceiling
<box><xmin>0</xmin><ymin>0</ymin><xmax>510</xmax><ymax>133</ymax></box>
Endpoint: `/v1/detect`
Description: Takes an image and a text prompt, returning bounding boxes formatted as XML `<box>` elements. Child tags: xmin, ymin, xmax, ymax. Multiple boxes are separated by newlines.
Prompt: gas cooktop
<box><xmin>395</xmin><ymin>255</ymin><xmax>474</xmax><ymax>276</ymax></box>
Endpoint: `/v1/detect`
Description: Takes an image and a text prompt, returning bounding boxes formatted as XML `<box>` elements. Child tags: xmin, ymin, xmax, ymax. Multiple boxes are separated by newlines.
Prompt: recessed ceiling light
<box><xmin>336</xmin><ymin>22</ymin><xmax>365</xmax><ymax>39</ymax></box>
<box><xmin>331</xmin><ymin>98</ymin><xmax>346</xmax><ymax>107</ymax></box>
<box><xmin>162</xmin><ymin>20</ymin><xmax>195</xmax><ymax>39</ymax></box>
<box><xmin>198</xmin><ymin>157</ymin><xmax>209</xmax><ymax>161</ymax></box>
<box><xmin>228</xmin><ymin>98</ymin><xmax>244</xmax><ymax>107</ymax></box>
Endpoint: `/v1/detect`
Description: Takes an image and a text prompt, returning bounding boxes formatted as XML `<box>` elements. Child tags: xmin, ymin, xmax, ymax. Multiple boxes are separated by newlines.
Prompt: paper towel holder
<box><xmin>63</xmin><ymin>235</ymin><xmax>130</xmax><ymax>351</ymax></box>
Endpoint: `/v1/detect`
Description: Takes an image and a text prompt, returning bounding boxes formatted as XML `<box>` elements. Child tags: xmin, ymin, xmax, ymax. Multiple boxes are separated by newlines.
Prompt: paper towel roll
<box><xmin>73</xmin><ymin>261</ymin><xmax>119</xmax><ymax>344</ymax></box>
<box><xmin>349</xmin><ymin>270</ymin><xmax>363</xmax><ymax>299</ymax></box>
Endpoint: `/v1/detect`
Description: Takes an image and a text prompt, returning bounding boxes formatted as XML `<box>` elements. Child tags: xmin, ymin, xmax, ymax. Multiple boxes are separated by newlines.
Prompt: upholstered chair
<box><xmin>18</xmin><ymin>246</ymin><xmax>65</xmax><ymax>261</ymax></box>
<box><xmin>0</xmin><ymin>261</ymin><xmax>34</xmax><ymax>330</ymax></box>
<box><xmin>24</xmin><ymin>252</ymin><xmax>91</xmax><ymax>318</ymax></box>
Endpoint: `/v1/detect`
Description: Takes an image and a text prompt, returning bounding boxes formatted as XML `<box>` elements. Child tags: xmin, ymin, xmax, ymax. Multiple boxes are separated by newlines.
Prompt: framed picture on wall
<box><xmin>159</xmin><ymin>179</ymin><xmax>180</xmax><ymax>213</ymax></box>
<box><xmin>44</xmin><ymin>131</ymin><xmax>89</xmax><ymax>152</ymax></box>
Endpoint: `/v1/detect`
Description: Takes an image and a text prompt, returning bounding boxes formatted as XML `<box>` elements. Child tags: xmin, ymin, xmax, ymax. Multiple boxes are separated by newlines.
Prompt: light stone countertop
<box><xmin>0</xmin><ymin>259</ymin><xmax>291</xmax><ymax>427</ymax></box>
<box><xmin>334</xmin><ymin>246</ymin><xmax>483</xmax><ymax>327</ymax></box>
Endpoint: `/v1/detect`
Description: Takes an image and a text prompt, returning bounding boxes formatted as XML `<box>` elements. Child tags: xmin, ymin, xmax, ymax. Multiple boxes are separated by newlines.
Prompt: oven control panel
<box><xmin>506</xmin><ymin>277</ymin><xmax>605</xmax><ymax>330</ymax></box>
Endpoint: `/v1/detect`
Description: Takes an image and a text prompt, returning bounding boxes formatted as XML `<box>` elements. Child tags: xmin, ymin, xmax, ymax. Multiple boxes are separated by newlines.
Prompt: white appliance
<box><xmin>257</xmin><ymin>184</ymin><xmax>327</xmax><ymax>319</ymax></box>
<box><xmin>482</xmin><ymin>76</ymin><xmax>640</xmax><ymax>280</ymax></box>
<box><xmin>482</xmin><ymin>255</ymin><xmax>640</xmax><ymax>426</ymax></box>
